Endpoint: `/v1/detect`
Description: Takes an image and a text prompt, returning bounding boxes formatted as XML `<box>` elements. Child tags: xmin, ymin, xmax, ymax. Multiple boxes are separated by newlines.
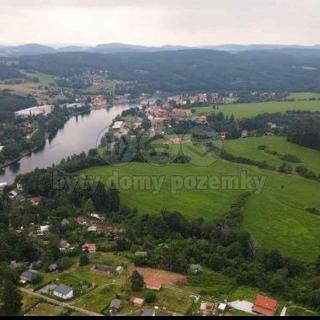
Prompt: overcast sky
<box><xmin>1</xmin><ymin>0</ymin><xmax>320</xmax><ymax>46</ymax></box>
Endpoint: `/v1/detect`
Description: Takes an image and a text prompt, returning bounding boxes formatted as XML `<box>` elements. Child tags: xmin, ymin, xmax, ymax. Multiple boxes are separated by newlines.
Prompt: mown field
<box><xmin>195</xmin><ymin>100</ymin><xmax>320</xmax><ymax>118</ymax></box>
<box><xmin>287</xmin><ymin>92</ymin><xmax>320</xmax><ymax>100</ymax></box>
<box><xmin>224</xmin><ymin>136</ymin><xmax>320</xmax><ymax>173</ymax></box>
<box><xmin>82</xmin><ymin>158</ymin><xmax>320</xmax><ymax>261</ymax></box>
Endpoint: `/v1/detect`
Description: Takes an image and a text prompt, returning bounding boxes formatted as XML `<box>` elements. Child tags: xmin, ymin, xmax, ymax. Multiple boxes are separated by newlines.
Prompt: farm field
<box><xmin>224</xmin><ymin>136</ymin><xmax>320</xmax><ymax>173</ymax></box>
<box><xmin>287</xmin><ymin>92</ymin><xmax>320</xmax><ymax>100</ymax></box>
<box><xmin>81</xmin><ymin>159</ymin><xmax>320</xmax><ymax>261</ymax></box>
<box><xmin>195</xmin><ymin>100</ymin><xmax>320</xmax><ymax>118</ymax></box>
<box><xmin>26</xmin><ymin>302</ymin><xmax>65</xmax><ymax>316</ymax></box>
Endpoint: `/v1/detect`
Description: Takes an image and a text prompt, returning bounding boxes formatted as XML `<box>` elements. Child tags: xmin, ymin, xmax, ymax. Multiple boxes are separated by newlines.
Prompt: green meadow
<box><xmin>82</xmin><ymin>157</ymin><xmax>320</xmax><ymax>261</ymax></box>
<box><xmin>224</xmin><ymin>136</ymin><xmax>320</xmax><ymax>173</ymax></box>
<box><xmin>195</xmin><ymin>100</ymin><xmax>320</xmax><ymax>118</ymax></box>
<box><xmin>287</xmin><ymin>92</ymin><xmax>320</xmax><ymax>100</ymax></box>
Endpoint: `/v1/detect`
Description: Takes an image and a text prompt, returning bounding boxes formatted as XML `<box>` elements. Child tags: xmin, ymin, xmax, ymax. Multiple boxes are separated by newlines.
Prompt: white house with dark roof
<box><xmin>53</xmin><ymin>284</ymin><xmax>74</xmax><ymax>300</ymax></box>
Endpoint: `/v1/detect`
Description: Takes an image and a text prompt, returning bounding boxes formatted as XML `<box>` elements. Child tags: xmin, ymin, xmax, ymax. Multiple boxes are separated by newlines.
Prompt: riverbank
<box><xmin>0</xmin><ymin>105</ymin><xmax>132</xmax><ymax>184</ymax></box>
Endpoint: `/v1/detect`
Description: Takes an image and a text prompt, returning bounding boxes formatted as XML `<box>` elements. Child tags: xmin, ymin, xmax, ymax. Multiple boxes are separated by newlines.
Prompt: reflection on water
<box><xmin>0</xmin><ymin>105</ymin><xmax>132</xmax><ymax>185</ymax></box>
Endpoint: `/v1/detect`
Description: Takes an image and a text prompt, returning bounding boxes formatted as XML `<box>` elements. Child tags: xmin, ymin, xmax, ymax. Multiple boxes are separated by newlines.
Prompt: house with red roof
<box><xmin>30</xmin><ymin>196</ymin><xmax>41</xmax><ymax>206</ymax></box>
<box><xmin>252</xmin><ymin>295</ymin><xmax>277</xmax><ymax>316</ymax></box>
<box><xmin>81</xmin><ymin>243</ymin><xmax>96</xmax><ymax>253</ymax></box>
<box><xmin>145</xmin><ymin>279</ymin><xmax>162</xmax><ymax>291</ymax></box>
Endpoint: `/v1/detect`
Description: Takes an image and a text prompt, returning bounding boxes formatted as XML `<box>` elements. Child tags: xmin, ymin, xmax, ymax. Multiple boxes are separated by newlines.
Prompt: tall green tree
<box><xmin>1</xmin><ymin>281</ymin><xmax>22</xmax><ymax>316</ymax></box>
<box><xmin>92</xmin><ymin>182</ymin><xmax>107</xmax><ymax>211</ymax></box>
<box><xmin>130</xmin><ymin>270</ymin><xmax>144</xmax><ymax>291</ymax></box>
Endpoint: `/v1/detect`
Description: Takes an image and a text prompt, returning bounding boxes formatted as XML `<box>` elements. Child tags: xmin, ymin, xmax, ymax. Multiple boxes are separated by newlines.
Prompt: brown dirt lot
<box><xmin>132</xmin><ymin>267</ymin><xmax>187</xmax><ymax>286</ymax></box>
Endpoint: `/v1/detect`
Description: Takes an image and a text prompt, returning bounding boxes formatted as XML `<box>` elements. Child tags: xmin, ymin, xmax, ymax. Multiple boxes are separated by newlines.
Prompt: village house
<box><xmin>168</xmin><ymin>95</ymin><xmax>185</xmax><ymax>106</ymax></box>
<box><xmin>145</xmin><ymin>279</ymin><xmax>162</xmax><ymax>291</ymax></box>
<box><xmin>147</xmin><ymin>106</ymin><xmax>167</xmax><ymax>119</ymax></box>
<box><xmin>59</xmin><ymin>239</ymin><xmax>72</xmax><ymax>252</ymax></box>
<box><xmin>135</xmin><ymin>251</ymin><xmax>148</xmax><ymax>257</ymax></box>
<box><xmin>8</xmin><ymin>190</ymin><xmax>18</xmax><ymax>200</ymax></box>
<box><xmin>53</xmin><ymin>284</ymin><xmax>74</xmax><ymax>300</ymax></box>
<box><xmin>92</xmin><ymin>264</ymin><xmax>123</xmax><ymax>275</ymax></box>
<box><xmin>61</xmin><ymin>218</ymin><xmax>70</xmax><ymax>227</ymax></box>
<box><xmin>241</xmin><ymin>129</ymin><xmax>249</xmax><ymax>138</ymax></box>
<box><xmin>171</xmin><ymin>108</ymin><xmax>193</xmax><ymax>119</ymax></box>
<box><xmin>10</xmin><ymin>260</ymin><xmax>23</xmax><ymax>270</ymax></box>
<box><xmin>195</xmin><ymin>93</ymin><xmax>208</xmax><ymax>103</ymax></box>
<box><xmin>20</xmin><ymin>270</ymin><xmax>38</xmax><ymax>284</ymax></box>
<box><xmin>81</xmin><ymin>243</ymin><xmax>96</xmax><ymax>253</ymax></box>
<box><xmin>91</xmin><ymin>95</ymin><xmax>107</xmax><ymax>108</ymax></box>
<box><xmin>77</xmin><ymin>216</ymin><xmax>88</xmax><ymax>226</ymax></box>
<box><xmin>189</xmin><ymin>264</ymin><xmax>203</xmax><ymax>274</ymax></box>
<box><xmin>165</xmin><ymin>137</ymin><xmax>182</xmax><ymax>145</ymax></box>
<box><xmin>141</xmin><ymin>308</ymin><xmax>156</xmax><ymax>317</ymax></box>
<box><xmin>89</xmin><ymin>213</ymin><xmax>105</xmax><ymax>221</ymax></box>
<box><xmin>217</xmin><ymin>132</ymin><xmax>227</xmax><ymax>140</ymax></box>
<box><xmin>61</xmin><ymin>102</ymin><xmax>84</xmax><ymax>109</ymax></box>
<box><xmin>195</xmin><ymin>115</ymin><xmax>207</xmax><ymax>124</ymax></box>
<box><xmin>200</xmin><ymin>301</ymin><xmax>216</xmax><ymax>316</ymax></box>
<box><xmin>87</xmin><ymin>225</ymin><xmax>97</xmax><ymax>233</ymax></box>
<box><xmin>109</xmin><ymin>299</ymin><xmax>122</xmax><ymax>314</ymax></box>
<box><xmin>252</xmin><ymin>295</ymin><xmax>277</xmax><ymax>316</ymax></box>
<box><xmin>38</xmin><ymin>225</ymin><xmax>50</xmax><ymax>236</ymax></box>
<box><xmin>218</xmin><ymin>303</ymin><xmax>227</xmax><ymax>314</ymax></box>
<box><xmin>131</xmin><ymin>297</ymin><xmax>144</xmax><ymax>308</ymax></box>
<box><xmin>48</xmin><ymin>263</ymin><xmax>58</xmax><ymax>272</ymax></box>
<box><xmin>30</xmin><ymin>196</ymin><xmax>41</xmax><ymax>206</ymax></box>
<box><xmin>0</xmin><ymin>182</ymin><xmax>8</xmax><ymax>189</ymax></box>
<box><xmin>112</xmin><ymin>121</ymin><xmax>125</xmax><ymax>131</ymax></box>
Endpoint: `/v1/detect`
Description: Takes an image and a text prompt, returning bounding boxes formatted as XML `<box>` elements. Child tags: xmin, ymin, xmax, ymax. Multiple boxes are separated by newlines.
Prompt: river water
<box><xmin>0</xmin><ymin>105</ymin><xmax>132</xmax><ymax>185</ymax></box>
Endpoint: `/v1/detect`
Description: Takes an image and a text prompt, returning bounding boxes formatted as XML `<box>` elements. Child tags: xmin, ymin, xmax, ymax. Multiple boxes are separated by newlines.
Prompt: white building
<box><xmin>8</xmin><ymin>190</ymin><xmax>18</xmax><ymax>199</ymax></box>
<box><xmin>14</xmin><ymin>105</ymin><xmax>54</xmax><ymax>118</ymax></box>
<box><xmin>0</xmin><ymin>182</ymin><xmax>7</xmax><ymax>189</ymax></box>
<box><xmin>38</xmin><ymin>225</ymin><xmax>50</xmax><ymax>235</ymax></box>
<box><xmin>112</xmin><ymin>121</ymin><xmax>124</xmax><ymax>130</ymax></box>
<box><xmin>53</xmin><ymin>284</ymin><xmax>74</xmax><ymax>300</ymax></box>
<box><xmin>62</xmin><ymin>103</ymin><xmax>83</xmax><ymax>109</ymax></box>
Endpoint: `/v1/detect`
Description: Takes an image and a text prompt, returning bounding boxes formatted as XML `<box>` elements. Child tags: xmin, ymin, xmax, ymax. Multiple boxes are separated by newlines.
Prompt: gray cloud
<box><xmin>0</xmin><ymin>0</ymin><xmax>319</xmax><ymax>46</ymax></box>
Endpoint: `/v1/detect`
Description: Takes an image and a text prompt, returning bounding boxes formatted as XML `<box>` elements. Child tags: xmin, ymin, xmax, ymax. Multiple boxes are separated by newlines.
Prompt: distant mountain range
<box><xmin>1</xmin><ymin>43</ymin><xmax>320</xmax><ymax>57</ymax></box>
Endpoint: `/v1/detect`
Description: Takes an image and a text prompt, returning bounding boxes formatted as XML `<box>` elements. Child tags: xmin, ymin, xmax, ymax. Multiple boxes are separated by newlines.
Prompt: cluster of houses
<box><xmin>19</xmin><ymin>270</ymin><xmax>74</xmax><ymax>301</ymax></box>
<box><xmin>144</xmin><ymin>100</ymin><xmax>207</xmax><ymax>135</ymax></box>
<box><xmin>91</xmin><ymin>95</ymin><xmax>108</xmax><ymax>108</ymax></box>
<box><xmin>168</xmin><ymin>93</ymin><xmax>209</xmax><ymax>106</ymax></box>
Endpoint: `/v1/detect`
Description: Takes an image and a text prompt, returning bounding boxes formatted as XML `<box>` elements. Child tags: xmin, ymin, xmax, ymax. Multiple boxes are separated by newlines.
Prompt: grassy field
<box><xmin>21</xmin><ymin>292</ymin><xmax>41</xmax><ymax>314</ymax></box>
<box><xmin>195</xmin><ymin>100</ymin><xmax>320</xmax><ymax>118</ymax></box>
<box><xmin>224</xmin><ymin>136</ymin><xmax>320</xmax><ymax>173</ymax></box>
<box><xmin>82</xmin><ymin>157</ymin><xmax>320</xmax><ymax>261</ymax></box>
<box><xmin>21</xmin><ymin>70</ymin><xmax>57</xmax><ymax>86</ymax></box>
<box><xmin>287</xmin><ymin>92</ymin><xmax>320</xmax><ymax>100</ymax></box>
<box><xmin>26</xmin><ymin>302</ymin><xmax>65</xmax><ymax>316</ymax></box>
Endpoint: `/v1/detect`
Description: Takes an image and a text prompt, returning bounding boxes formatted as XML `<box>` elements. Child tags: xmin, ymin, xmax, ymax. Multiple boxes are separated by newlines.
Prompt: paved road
<box><xmin>20</xmin><ymin>287</ymin><xmax>103</xmax><ymax>316</ymax></box>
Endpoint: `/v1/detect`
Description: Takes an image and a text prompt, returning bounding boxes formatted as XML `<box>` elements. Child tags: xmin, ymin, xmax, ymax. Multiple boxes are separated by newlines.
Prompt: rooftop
<box><xmin>54</xmin><ymin>284</ymin><xmax>73</xmax><ymax>296</ymax></box>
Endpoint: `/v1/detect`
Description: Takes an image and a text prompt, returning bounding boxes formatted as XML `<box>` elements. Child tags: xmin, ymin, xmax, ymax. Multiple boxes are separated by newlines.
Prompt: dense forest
<box><xmin>0</xmin><ymin>92</ymin><xmax>37</xmax><ymax>121</ymax></box>
<box><xmin>16</xmin><ymin>49</ymin><xmax>320</xmax><ymax>93</ymax></box>
<box><xmin>0</xmin><ymin>63</ymin><xmax>25</xmax><ymax>80</ymax></box>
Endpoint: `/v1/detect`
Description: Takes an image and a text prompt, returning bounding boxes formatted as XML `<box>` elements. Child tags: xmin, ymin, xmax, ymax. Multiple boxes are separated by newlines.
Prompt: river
<box><xmin>0</xmin><ymin>104</ymin><xmax>132</xmax><ymax>185</ymax></box>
